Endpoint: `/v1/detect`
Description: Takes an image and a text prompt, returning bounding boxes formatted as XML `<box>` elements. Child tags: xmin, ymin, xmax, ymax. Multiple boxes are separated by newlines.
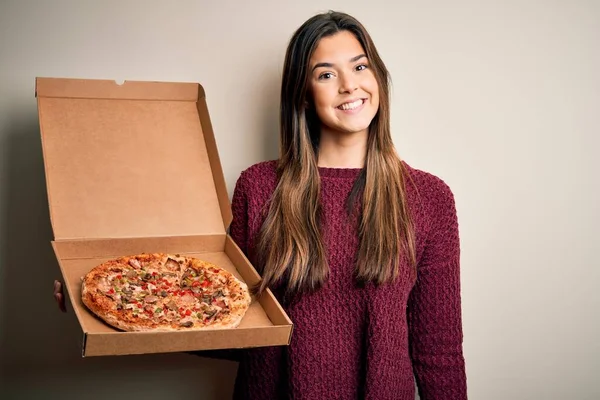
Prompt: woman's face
<box><xmin>307</xmin><ymin>30</ymin><xmax>379</xmax><ymax>138</ymax></box>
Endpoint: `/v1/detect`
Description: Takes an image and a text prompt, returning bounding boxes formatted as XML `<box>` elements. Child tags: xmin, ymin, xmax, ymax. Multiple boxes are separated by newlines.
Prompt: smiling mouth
<box><xmin>337</xmin><ymin>99</ymin><xmax>365</xmax><ymax>111</ymax></box>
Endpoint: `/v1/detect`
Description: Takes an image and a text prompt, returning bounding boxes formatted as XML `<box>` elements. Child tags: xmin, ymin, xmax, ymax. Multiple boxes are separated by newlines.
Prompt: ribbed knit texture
<box><xmin>228</xmin><ymin>160</ymin><xmax>467</xmax><ymax>400</ymax></box>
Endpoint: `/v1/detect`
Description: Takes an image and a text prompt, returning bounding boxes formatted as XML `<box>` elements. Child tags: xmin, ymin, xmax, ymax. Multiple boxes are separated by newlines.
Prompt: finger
<box><xmin>54</xmin><ymin>280</ymin><xmax>61</xmax><ymax>294</ymax></box>
<box><xmin>55</xmin><ymin>293</ymin><xmax>67</xmax><ymax>312</ymax></box>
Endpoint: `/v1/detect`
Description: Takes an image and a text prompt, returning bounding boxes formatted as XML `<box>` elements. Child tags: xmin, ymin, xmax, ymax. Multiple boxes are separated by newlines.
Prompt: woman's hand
<box><xmin>53</xmin><ymin>280</ymin><xmax>67</xmax><ymax>312</ymax></box>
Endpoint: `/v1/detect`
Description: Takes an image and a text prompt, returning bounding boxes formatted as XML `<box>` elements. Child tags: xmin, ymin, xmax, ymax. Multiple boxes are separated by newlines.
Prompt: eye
<box><xmin>356</xmin><ymin>64</ymin><xmax>368</xmax><ymax>71</ymax></box>
<box><xmin>318</xmin><ymin>72</ymin><xmax>334</xmax><ymax>80</ymax></box>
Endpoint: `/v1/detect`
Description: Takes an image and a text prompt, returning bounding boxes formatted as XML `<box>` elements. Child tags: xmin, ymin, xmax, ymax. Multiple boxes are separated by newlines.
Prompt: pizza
<box><xmin>81</xmin><ymin>253</ymin><xmax>252</xmax><ymax>332</ymax></box>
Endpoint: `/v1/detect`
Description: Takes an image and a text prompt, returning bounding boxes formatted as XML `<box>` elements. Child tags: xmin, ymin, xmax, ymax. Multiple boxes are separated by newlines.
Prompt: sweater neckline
<box><xmin>318</xmin><ymin>166</ymin><xmax>363</xmax><ymax>178</ymax></box>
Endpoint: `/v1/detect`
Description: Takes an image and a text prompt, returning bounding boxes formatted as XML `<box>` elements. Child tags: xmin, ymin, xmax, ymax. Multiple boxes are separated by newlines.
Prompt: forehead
<box><xmin>310</xmin><ymin>30</ymin><xmax>365</xmax><ymax>62</ymax></box>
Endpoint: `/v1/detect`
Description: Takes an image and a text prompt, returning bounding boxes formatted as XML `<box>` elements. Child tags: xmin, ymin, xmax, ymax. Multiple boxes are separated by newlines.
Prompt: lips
<box><xmin>337</xmin><ymin>99</ymin><xmax>365</xmax><ymax>111</ymax></box>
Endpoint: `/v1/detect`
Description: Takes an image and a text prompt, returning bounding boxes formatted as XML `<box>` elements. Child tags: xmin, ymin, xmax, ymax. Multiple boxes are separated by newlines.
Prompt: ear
<box><xmin>304</xmin><ymin>86</ymin><xmax>315</xmax><ymax>109</ymax></box>
<box><xmin>304</xmin><ymin>95</ymin><xmax>314</xmax><ymax>109</ymax></box>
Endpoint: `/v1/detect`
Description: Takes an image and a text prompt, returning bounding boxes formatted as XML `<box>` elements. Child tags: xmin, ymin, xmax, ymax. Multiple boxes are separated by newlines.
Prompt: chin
<box><xmin>320</xmin><ymin>110</ymin><xmax>377</xmax><ymax>135</ymax></box>
<box><xmin>337</xmin><ymin>113</ymin><xmax>377</xmax><ymax>133</ymax></box>
<box><xmin>340</xmin><ymin>118</ymin><xmax>375</xmax><ymax>134</ymax></box>
<box><xmin>341</xmin><ymin>124</ymin><xmax>371</xmax><ymax>134</ymax></box>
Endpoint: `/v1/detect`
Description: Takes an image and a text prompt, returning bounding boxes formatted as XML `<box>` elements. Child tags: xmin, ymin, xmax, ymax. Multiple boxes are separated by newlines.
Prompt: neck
<box><xmin>317</xmin><ymin>127</ymin><xmax>367</xmax><ymax>169</ymax></box>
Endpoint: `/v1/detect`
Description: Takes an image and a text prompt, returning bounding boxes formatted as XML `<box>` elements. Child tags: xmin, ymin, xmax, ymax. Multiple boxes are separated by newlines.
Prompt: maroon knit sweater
<box><xmin>220</xmin><ymin>160</ymin><xmax>467</xmax><ymax>399</ymax></box>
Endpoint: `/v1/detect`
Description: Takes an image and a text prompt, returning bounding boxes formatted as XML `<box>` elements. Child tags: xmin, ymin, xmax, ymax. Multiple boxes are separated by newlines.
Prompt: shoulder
<box><xmin>239</xmin><ymin>159</ymin><xmax>278</xmax><ymax>180</ymax></box>
<box><xmin>232</xmin><ymin>159</ymin><xmax>278</xmax><ymax>200</ymax></box>
<box><xmin>403</xmin><ymin>161</ymin><xmax>455</xmax><ymax>198</ymax></box>
<box><xmin>235</xmin><ymin>160</ymin><xmax>278</xmax><ymax>187</ymax></box>
<box><xmin>402</xmin><ymin>160</ymin><xmax>458</xmax><ymax>222</ymax></box>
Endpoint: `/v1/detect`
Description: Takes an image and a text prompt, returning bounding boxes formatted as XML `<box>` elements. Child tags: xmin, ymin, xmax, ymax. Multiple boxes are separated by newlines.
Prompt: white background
<box><xmin>1</xmin><ymin>1</ymin><xmax>598</xmax><ymax>399</ymax></box>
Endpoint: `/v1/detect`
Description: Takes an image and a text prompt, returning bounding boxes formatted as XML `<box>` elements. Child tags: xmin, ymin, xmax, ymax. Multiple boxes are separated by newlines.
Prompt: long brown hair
<box><xmin>253</xmin><ymin>11</ymin><xmax>416</xmax><ymax>298</ymax></box>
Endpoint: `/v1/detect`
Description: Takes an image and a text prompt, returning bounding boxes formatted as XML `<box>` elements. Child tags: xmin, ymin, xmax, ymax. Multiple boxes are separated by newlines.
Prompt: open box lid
<box><xmin>36</xmin><ymin>77</ymin><xmax>232</xmax><ymax>241</ymax></box>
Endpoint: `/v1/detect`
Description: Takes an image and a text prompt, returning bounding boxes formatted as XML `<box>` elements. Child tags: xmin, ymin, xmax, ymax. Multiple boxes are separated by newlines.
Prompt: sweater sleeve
<box><xmin>186</xmin><ymin>171</ymin><xmax>250</xmax><ymax>363</ymax></box>
<box><xmin>407</xmin><ymin>178</ymin><xmax>468</xmax><ymax>399</ymax></box>
<box><xmin>229</xmin><ymin>169</ymin><xmax>250</xmax><ymax>255</ymax></box>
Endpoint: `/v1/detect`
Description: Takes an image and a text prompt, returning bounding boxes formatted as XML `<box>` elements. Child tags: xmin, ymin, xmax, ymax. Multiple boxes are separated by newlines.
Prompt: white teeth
<box><xmin>338</xmin><ymin>99</ymin><xmax>363</xmax><ymax>110</ymax></box>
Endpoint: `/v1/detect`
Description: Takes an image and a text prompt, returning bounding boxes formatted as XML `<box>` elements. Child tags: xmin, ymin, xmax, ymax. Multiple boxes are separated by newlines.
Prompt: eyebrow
<box><xmin>311</xmin><ymin>54</ymin><xmax>367</xmax><ymax>72</ymax></box>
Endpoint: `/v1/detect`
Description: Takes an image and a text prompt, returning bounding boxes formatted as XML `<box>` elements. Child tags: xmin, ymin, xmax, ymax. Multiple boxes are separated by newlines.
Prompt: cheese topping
<box><xmin>102</xmin><ymin>258</ymin><xmax>231</xmax><ymax>327</ymax></box>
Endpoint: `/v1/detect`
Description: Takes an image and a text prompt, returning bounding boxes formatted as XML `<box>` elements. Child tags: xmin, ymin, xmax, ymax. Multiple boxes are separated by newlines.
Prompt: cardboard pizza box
<box><xmin>35</xmin><ymin>77</ymin><xmax>293</xmax><ymax>357</ymax></box>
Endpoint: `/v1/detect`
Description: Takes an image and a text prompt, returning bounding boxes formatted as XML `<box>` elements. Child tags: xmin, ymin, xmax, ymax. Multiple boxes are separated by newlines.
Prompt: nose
<box><xmin>338</xmin><ymin>71</ymin><xmax>358</xmax><ymax>94</ymax></box>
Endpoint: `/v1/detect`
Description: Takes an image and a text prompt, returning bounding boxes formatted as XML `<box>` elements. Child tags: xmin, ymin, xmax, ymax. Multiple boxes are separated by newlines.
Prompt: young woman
<box><xmin>54</xmin><ymin>10</ymin><xmax>467</xmax><ymax>400</ymax></box>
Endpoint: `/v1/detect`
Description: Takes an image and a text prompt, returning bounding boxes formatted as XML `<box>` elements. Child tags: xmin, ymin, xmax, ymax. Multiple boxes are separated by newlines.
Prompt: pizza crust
<box><xmin>81</xmin><ymin>253</ymin><xmax>252</xmax><ymax>332</ymax></box>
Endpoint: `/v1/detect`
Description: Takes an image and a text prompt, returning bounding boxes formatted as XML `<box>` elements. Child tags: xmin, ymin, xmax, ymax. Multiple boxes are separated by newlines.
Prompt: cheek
<box><xmin>310</xmin><ymin>87</ymin><xmax>337</xmax><ymax>119</ymax></box>
<box><xmin>312</xmin><ymin>87</ymin><xmax>333</xmax><ymax>106</ymax></box>
<box><xmin>371</xmin><ymin>90</ymin><xmax>380</xmax><ymax>108</ymax></box>
<box><xmin>366</xmin><ymin>77</ymin><xmax>379</xmax><ymax>102</ymax></box>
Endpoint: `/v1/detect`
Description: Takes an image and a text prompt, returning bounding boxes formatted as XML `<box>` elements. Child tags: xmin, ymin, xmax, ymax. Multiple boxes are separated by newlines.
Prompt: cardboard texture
<box><xmin>36</xmin><ymin>77</ymin><xmax>293</xmax><ymax>357</ymax></box>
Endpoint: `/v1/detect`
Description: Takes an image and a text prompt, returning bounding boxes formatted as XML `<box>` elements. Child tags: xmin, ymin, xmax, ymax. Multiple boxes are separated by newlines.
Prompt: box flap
<box><xmin>36</xmin><ymin>77</ymin><xmax>232</xmax><ymax>240</ymax></box>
